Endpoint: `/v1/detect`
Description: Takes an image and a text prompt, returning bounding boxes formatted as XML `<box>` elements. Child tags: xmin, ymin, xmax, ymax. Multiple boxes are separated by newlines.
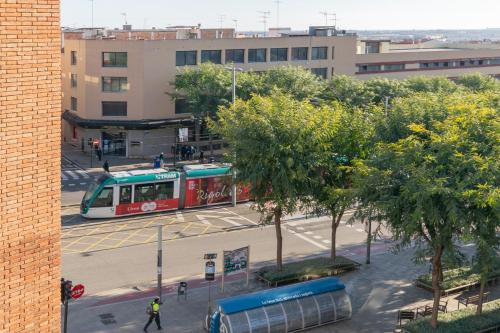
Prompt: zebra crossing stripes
<box><xmin>61</xmin><ymin>169</ymin><xmax>90</xmax><ymax>181</ymax></box>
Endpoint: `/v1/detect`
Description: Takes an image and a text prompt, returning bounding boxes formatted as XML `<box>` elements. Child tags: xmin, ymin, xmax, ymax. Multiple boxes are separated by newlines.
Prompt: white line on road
<box><xmin>287</xmin><ymin>228</ymin><xmax>328</xmax><ymax>250</ymax></box>
<box><xmin>222</xmin><ymin>208</ymin><xmax>258</xmax><ymax>225</ymax></box>
<box><xmin>79</xmin><ymin>182</ymin><xmax>87</xmax><ymax>186</ymax></box>
<box><xmin>176</xmin><ymin>212</ymin><xmax>185</xmax><ymax>222</ymax></box>
<box><xmin>68</xmin><ymin>184</ymin><xmax>75</xmax><ymax>187</ymax></box>
<box><xmin>61</xmin><ymin>173</ymin><xmax>68</xmax><ymax>180</ymax></box>
<box><xmin>221</xmin><ymin>217</ymin><xmax>243</xmax><ymax>227</ymax></box>
<box><xmin>76</xmin><ymin>170</ymin><xmax>90</xmax><ymax>179</ymax></box>
<box><xmin>296</xmin><ymin>227</ymin><xmax>305</xmax><ymax>231</ymax></box>
<box><xmin>65</xmin><ymin>171</ymin><xmax>79</xmax><ymax>180</ymax></box>
<box><xmin>322</xmin><ymin>240</ymin><xmax>331</xmax><ymax>244</ymax></box>
<box><xmin>305</xmin><ymin>231</ymin><xmax>313</xmax><ymax>235</ymax></box>
<box><xmin>356</xmin><ymin>228</ymin><xmax>365</xmax><ymax>233</ymax></box>
<box><xmin>313</xmin><ymin>235</ymin><xmax>322</xmax><ymax>239</ymax></box>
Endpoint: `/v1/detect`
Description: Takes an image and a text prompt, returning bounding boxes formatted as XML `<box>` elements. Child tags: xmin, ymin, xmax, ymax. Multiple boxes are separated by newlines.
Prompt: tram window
<box><xmin>135</xmin><ymin>183</ymin><xmax>155</xmax><ymax>202</ymax></box>
<box><xmin>92</xmin><ymin>187</ymin><xmax>113</xmax><ymax>207</ymax></box>
<box><xmin>119</xmin><ymin>185</ymin><xmax>132</xmax><ymax>204</ymax></box>
<box><xmin>155</xmin><ymin>182</ymin><xmax>174</xmax><ymax>200</ymax></box>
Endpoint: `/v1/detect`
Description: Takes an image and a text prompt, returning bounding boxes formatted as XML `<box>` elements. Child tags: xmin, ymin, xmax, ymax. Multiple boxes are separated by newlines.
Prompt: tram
<box><xmin>80</xmin><ymin>164</ymin><xmax>250</xmax><ymax>219</ymax></box>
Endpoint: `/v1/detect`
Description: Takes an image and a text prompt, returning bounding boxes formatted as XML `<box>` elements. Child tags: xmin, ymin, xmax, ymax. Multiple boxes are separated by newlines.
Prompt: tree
<box><xmin>456</xmin><ymin>73</ymin><xmax>500</xmax><ymax>92</ymax></box>
<box><xmin>322</xmin><ymin>75</ymin><xmax>373</xmax><ymax>108</ymax></box>
<box><xmin>211</xmin><ymin>94</ymin><xmax>322</xmax><ymax>270</ymax></box>
<box><xmin>306</xmin><ymin>104</ymin><xmax>372</xmax><ymax>261</ymax></box>
<box><xmin>404</xmin><ymin>76</ymin><xmax>459</xmax><ymax>94</ymax></box>
<box><xmin>353</xmin><ymin>92</ymin><xmax>497</xmax><ymax>328</ymax></box>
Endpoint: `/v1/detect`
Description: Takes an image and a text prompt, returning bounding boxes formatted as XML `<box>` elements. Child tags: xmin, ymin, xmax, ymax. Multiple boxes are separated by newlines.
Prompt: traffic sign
<box><xmin>71</xmin><ymin>284</ymin><xmax>85</xmax><ymax>300</ymax></box>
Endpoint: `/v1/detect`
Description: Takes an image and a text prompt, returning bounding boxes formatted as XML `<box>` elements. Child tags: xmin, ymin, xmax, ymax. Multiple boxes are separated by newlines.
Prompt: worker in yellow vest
<box><xmin>143</xmin><ymin>297</ymin><xmax>162</xmax><ymax>332</ymax></box>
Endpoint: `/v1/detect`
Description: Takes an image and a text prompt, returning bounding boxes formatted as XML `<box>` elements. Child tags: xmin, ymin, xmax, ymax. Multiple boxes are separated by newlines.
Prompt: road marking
<box><xmin>221</xmin><ymin>217</ymin><xmax>243</xmax><ymax>227</ymax></box>
<box><xmin>112</xmin><ymin>218</ymin><xmax>159</xmax><ymax>249</ymax></box>
<box><xmin>196</xmin><ymin>215</ymin><xmax>215</xmax><ymax>225</ymax></box>
<box><xmin>61</xmin><ymin>173</ymin><xmax>68</xmax><ymax>180</ymax></box>
<box><xmin>222</xmin><ymin>208</ymin><xmax>258</xmax><ymax>225</ymax></box>
<box><xmin>76</xmin><ymin>170</ymin><xmax>90</xmax><ymax>178</ymax></box>
<box><xmin>80</xmin><ymin>182</ymin><xmax>87</xmax><ymax>186</ymax></box>
<box><xmin>175</xmin><ymin>212</ymin><xmax>184</xmax><ymax>222</ymax></box>
<box><xmin>305</xmin><ymin>231</ymin><xmax>313</xmax><ymax>235</ymax></box>
<box><xmin>287</xmin><ymin>228</ymin><xmax>328</xmax><ymax>250</ymax></box>
<box><xmin>313</xmin><ymin>235</ymin><xmax>322</xmax><ymax>239</ymax></box>
<box><xmin>356</xmin><ymin>228</ymin><xmax>365</xmax><ymax>233</ymax></box>
<box><xmin>322</xmin><ymin>240</ymin><xmax>331</xmax><ymax>244</ymax></box>
<box><xmin>66</xmin><ymin>170</ymin><xmax>79</xmax><ymax>179</ymax></box>
<box><xmin>68</xmin><ymin>184</ymin><xmax>75</xmax><ymax>187</ymax></box>
<box><xmin>297</xmin><ymin>227</ymin><xmax>305</xmax><ymax>231</ymax></box>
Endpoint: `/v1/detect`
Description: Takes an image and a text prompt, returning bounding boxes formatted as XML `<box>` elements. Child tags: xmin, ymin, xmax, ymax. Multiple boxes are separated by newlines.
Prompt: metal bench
<box><xmin>397</xmin><ymin>309</ymin><xmax>416</xmax><ymax>327</ymax></box>
<box><xmin>417</xmin><ymin>299</ymin><xmax>449</xmax><ymax>317</ymax></box>
<box><xmin>458</xmin><ymin>292</ymin><xmax>490</xmax><ymax>309</ymax></box>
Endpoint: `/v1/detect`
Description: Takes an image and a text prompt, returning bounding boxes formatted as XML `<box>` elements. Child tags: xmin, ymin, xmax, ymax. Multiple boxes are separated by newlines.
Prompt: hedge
<box><xmin>256</xmin><ymin>256</ymin><xmax>359</xmax><ymax>285</ymax></box>
<box><xmin>416</xmin><ymin>259</ymin><xmax>500</xmax><ymax>291</ymax></box>
<box><xmin>405</xmin><ymin>299</ymin><xmax>500</xmax><ymax>333</ymax></box>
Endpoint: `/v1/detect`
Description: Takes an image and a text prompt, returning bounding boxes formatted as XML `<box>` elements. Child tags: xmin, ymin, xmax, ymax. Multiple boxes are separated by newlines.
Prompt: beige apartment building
<box><xmin>61</xmin><ymin>26</ymin><xmax>500</xmax><ymax>157</ymax></box>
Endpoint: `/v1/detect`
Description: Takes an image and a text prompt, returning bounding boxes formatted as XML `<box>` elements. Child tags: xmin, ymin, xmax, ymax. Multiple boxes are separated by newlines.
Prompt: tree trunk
<box><xmin>430</xmin><ymin>245</ymin><xmax>444</xmax><ymax>329</ymax></box>
<box><xmin>330</xmin><ymin>212</ymin><xmax>344</xmax><ymax>262</ymax></box>
<box><xmin>476</xmin><ymin>276</ymin><xmax>487</xmax><ymax>315</ymax></box>
<box><xmin>365</xmin><ymin>218</ymin><xmax>371</xmax><ymax>265</ymax></box>
<box><xmin>274</xmin><ymin>207</ymin><xmax>283</xmax><ymax>271</ymax></box>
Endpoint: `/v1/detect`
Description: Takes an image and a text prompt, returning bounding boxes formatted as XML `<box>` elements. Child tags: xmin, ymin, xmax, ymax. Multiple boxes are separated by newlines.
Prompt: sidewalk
<box><xmin>65</xmin><ymin>246</ymin><xmax>500</xmax><ymax>333</ymax></box>
<box><xmin>62</xmin><ymin>143</ymin><xmax>221</xmax><ymax>173</ymax></box>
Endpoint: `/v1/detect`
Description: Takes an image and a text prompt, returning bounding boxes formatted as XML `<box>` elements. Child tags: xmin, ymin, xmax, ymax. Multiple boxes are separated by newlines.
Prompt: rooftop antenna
<box><xmin>217</xmin><ymin>14</ymin><xmax>227</xmax><ymax>29</ymax></box>
<box><xmin>232</xmin><ymin>19</ymin><xmax>238</xmax><ymax>35</ymax></box>
<box><xmin>89</xmin><ymin>0</ymin><xmax>94</xmax><ymax>28</ymax></box>
<box><xmin>258</xmin><ymin>10</ymin><xmax>271</xmax><ymax>37</ymax></box>
<box><xmin>319</xmin><ymin>11</ymin><xmax>335</xmax><ymax>26</ymax></box>
<box><xmin>121</xmin><ymin>12</ymin><xmax>128</xmax><ymax>25</ymax></box>
<box><xmin>274</xmin><ymin>0</ymin><xmax>282</xmax><ymax>28</ymax></box>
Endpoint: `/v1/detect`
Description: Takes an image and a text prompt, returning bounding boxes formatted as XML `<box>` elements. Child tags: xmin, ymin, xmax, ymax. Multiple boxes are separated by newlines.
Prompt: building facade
<box><xmin>61</xmin><ymin>27</ymin><xmax>500</xmax><ymax>157</ymax></box>
<box><xmin>0</xmin><ymin>1</ymin><xmax>61</xmax><ymax>332</ymax></box>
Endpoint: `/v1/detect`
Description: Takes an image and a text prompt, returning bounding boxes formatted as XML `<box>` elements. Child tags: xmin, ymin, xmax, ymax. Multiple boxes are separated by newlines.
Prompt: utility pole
<box><xmin>157</xmin><ymin>226</ymin><xmax>163</xmax><ymax>302</ymax></box>
<box><xmin>231</xmin><ymin>63</ymin><xmax>237</xmax><ymax>207</ymax></box>
<box><xmin>217</xmin><ymin>14</ymin><xmax>226</xmax><ymax>30</ymax></box>
<box><xmin>258</xmin><ymin>11</ymin><xmax>271</xmax><ymax>37</ymax></box>
<box><xmin>274</xmin><ymin>0</ymin><xmax>282</xmax><ymax>28</ymax></box>
<box><xmin>232</xmin><ymin>19</ymin><xmax>238</xmax><ymax>37</ymax></box>
<box><xmin>319</xmin><ymin>11</ymin><xmax>335</xmax><ymax>26</ymax></box>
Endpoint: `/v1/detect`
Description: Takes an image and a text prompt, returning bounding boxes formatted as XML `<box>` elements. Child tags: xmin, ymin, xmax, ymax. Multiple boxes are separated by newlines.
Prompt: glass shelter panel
<box><xmin>246</xmin><ymin>308</ymin><xmax>269</xmax><ymax>333</ymax></box>
<box><xmin>282</xmin><ymin>300</ymin><xmax>303</xmax><ymax>331</ymax></box>
<box><xmin>298</xmin><ymin>296</ymin><xmax>319</xmax><ymax>328</ymax></box>
<box><xmin>264</xmin><ymin>304</ymin><xmax>286</xmax><ymax>332</ymax></box>
<box><xmin>332</xmin><ymin>290</ymin><xmax>351</xmax><ymax>321</ymax></box>
<box><xmin>223</xmin><ymin>312</ymin><xmax>250</xmax><ymax>333</ymax></box>
<box><xmin>314</xmin><ymin>293</ymin><xmax>335</xmax><ymax>324</ymax></box>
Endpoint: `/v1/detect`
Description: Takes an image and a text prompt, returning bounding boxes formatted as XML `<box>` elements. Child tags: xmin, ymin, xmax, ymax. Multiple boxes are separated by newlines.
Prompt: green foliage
<box><xmin>416</xmin><ymin>259</ymin><xmax>500</xmax><ymax>290</ymax></box>
<box><xmin>404</xmin><ymin>299</ymin><xmax>500</xmax><ymax>333</ymax></box>
<box><xmin>456</xmin><ymin>73</ymin><xmax>500</xmax><ymax>92</ymax></box>
<box><xmin>404</xmin><ymin>76</ymin><xmax>459</xmax><ymax>94</ymax></box>
<box><xmin>256</xmin><ymin>256</ymin><xmax>358</xmax><ymax>283</ymax></box>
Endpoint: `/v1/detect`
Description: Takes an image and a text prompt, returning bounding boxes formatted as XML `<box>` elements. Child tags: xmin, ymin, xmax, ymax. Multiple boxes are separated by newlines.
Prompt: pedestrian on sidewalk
<box><xmin>159</xmin><ymin>152</ymin><xmax>164</xmax><ymax>168</ymax></box>
<box><xmin>199</xmin><ymin>150</ymin><xmax>204</xmax><ymax>164</ymax></box>
<box><xmin>143</xmin><ymin>297</ymin><xmax>162</xmax><ymax>332</ymax></box>
<box><xmin>96</xmin><ymin>147</ymin><xmax>102</xmax><ymax>161</ymax></box>
<box><xmin>103</xmin><ymin>160</ymin><xmax>110</xmax><ymax>173</ymax></box>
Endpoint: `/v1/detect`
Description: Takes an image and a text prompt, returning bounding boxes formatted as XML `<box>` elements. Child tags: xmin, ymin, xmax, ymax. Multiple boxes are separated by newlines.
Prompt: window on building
<box><xmin>102</xmin><ymin>77</ymin><xmax>128</xmax><ymax>92</ymax></box>
<box><xmin>311</xmin><ymin>68</ymin><xmax>327</xmax><ymax>79</ymax></box>
<box><xmin>71</xmin><ymin>51</ymin><xmax>77</xmax><ymax>65</ymax></box>
<box><xmin>201</xmin><ymin>50</ymin><xmax>222</xmax><ymax>64</ymax></box>
<box><xmin>312</xmin><ymin>47</ymin><xmax>328</xmax><ymax>60</ymax></box>
<box><xmin>383</xmin><ymin>64</ymin><xmax>405</xmax><ymax>71</ymax></box>
<box><xmin>71</xmin><ymin>73</ymin><xmax>77</xmax><ymax>88</ymax></box>
<box><xmin>291</xmin><ymin>47</ymin><xmax>308</xmax><ymax>61</ymax></box>
<box><xmin>248</xmin><ymin>48</ymin><xmax>267</xmax><ymax>63</ymax></box>
<box><xmin>70</xmin><ymin>97</ymin><xmax>77</xmax><ymax>111</ymax></box>
<box><xmin>176</xmin><ymin>51</ymin><xmax>197</xmax><ymax>66</ymax></box>
<box><xmin>358</xmin><ymin>64</ymin><xmax>381</xmax><ymax>72</ymax></box>
<box><xmin>102</xmin><ymin>52</ymin><xmax>127</xmax><ymax>67</ymax></box>
<box><xmin>459</xmin><ymin>61</ymin><xmax>466</xmax><ymax>66</ymax></box>
<box><xmin>175</xmin><ymin>99</ymin><xmax>190</xmax><ymax>114</ymax></box>
<box><xmin>365</xmin><ymin>42</ymin><xmax>380</xmax><ymax>54</ymax></box>
<box><xmin>102</xmin><ymin>101</ymin><xmax>127</xmax><ymax>116</ymax></box>
<box><xmin>270</xmin><ymin>48</ymin><xmax>288</xmax><ymax>61</ymax></box>
<box><xmin>119</xmin><ymin>185</ymin><xmax>132</xmax><ymax>204</ymax></box>
<box><xmin>155</xmin><ymin>182</ymin><xmax>174</xmax><ymax>200</ymax></box>
<box><xmin>332</xmin><ymin>46</ymin><xmax>335</xmax><ymax>59</ymax></box>
<box><xmin>478</xmin><ymin>59</ymin><xmax>484</xmax><ymax>65</ymax></box>
<box><xmin>225</xmin><ymin>49</ymin><xmax>244</xmax><ymax>63</ymax></box>
<box><xmin>72</xmin><ymin>126</ymin><xmax>77</xmax><ymax>140</ymax></box>
<box><xmin>134</xmin><ymin>183</ymin><xmax>155</xmax><ymax>202</ymax></box>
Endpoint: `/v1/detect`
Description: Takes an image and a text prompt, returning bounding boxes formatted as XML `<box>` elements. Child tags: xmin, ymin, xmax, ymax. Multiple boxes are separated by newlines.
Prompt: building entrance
<box><xmin>102</xmin><ymin>131</ymin><xmax>127</xmax><ymax>156</ymax></box>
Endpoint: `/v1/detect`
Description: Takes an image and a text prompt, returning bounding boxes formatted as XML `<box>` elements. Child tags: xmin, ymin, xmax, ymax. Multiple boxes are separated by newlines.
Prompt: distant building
<box><xmin>61</xmin><ymin>25</ymin><xmax>500</xmax><ymax>157</ymax></box>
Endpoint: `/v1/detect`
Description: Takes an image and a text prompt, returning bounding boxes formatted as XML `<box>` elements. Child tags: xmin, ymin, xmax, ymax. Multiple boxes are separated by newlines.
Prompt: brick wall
<box><xmin>0</xmin><ymin>1</ymin><xmax>61</xmax><ymax>332</ymax></box>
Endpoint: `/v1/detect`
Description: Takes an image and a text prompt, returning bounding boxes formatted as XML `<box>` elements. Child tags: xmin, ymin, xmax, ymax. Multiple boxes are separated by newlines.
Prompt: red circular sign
<box><xmin>71</xmin><ymin>284</ymin><xmax>85</xmax><ymax>299</ymax></box>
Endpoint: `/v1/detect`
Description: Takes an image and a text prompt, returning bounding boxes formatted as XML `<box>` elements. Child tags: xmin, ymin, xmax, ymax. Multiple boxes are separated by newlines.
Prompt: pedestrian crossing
<box><xmin>61</xmin><ymin>169</ymin><xmax>90</xmax><ymax>181</ymax></box>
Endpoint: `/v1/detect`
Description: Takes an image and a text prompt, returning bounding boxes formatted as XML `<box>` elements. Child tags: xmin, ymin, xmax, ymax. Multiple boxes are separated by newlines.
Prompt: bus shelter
<box><xmin>209</xmin><ymin>277</ymin><xmax>351</xmax><ymax>333</ymax></box>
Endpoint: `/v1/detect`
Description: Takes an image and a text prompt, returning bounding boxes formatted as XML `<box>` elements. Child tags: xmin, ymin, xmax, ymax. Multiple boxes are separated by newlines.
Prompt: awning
<box><xmin>62</xmin><ymin>110</ymin><xmax>194</xmax><ymax>130</ymax></box>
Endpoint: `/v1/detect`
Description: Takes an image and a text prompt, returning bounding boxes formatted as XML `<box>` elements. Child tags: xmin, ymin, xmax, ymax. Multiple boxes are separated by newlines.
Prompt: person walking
<box><xmin>96</xmin><ymin>147</ymin><xmax>102</xmax><ymax>161</ymax></box>
<box><xmin>199</xmin><ymin>150</ymin><xmax>204</xmax><ymax>164</ymax></box>
<box><xmin>159</xmin><ymin>152</ymin><xmax>164</xmax><ymax>168</ymax></box>
<box><xmin>103</xmin><ymin>160</ymin><xmax>110</xmax><ymax>173</ymax></box>
<box><xmin>143</xmin><ymin>297</ymin><xmax>162</xmax><ymax>332</ymax></box>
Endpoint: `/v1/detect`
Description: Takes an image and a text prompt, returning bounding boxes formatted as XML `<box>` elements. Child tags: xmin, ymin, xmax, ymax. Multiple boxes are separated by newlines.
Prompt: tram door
<box><xmin>89</xmin><ymin>186</ymin><xmax>116</xmax><ymax>218</ymax></box>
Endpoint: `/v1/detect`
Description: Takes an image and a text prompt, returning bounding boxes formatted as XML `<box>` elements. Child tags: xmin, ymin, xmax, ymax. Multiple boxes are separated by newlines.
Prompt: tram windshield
<box><xmin>82</xmin><ymin>174</ymin><xmax>111</xmax><ymax>206</ymax></box>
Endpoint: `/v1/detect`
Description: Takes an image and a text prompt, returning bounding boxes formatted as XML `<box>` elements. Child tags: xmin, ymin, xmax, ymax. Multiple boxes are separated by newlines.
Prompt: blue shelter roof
<box><xmin>216</xmin><ymin>277</ymin><xmax>345</xmax><ymax>315</ymax></box>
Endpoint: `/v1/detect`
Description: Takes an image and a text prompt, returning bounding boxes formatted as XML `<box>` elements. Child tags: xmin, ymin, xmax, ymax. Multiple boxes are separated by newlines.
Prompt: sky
<box><xmin>61</xmin><ymin>0</ymin><xmax>500</xmax><ymax>31</ymax></box>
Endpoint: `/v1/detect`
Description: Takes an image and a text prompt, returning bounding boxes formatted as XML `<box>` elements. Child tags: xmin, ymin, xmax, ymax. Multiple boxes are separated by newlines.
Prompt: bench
<box><xmin>458</xmin><ymin>292</ymin><xmax>490</xmax><ymax>309</ymax></box>
<box><xmin>417</xmin><ymin>299</ymin><xmax>449</xmax><ymax>317</ymax></box>
<box><xmin>397</xmin><ymin>309</ymin><xmax>416</xmax><ymax>327</ymax></box>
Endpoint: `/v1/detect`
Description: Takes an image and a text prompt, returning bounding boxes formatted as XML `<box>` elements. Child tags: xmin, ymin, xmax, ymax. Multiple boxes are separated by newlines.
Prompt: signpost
<box><xmin>221</xmin><ymin>246</ymin><xmax>250</xmax><ymax>293</ymax></box>
<box><xmin>204</xmin><ymin>253</ymin><xmax>217</xmax><ymax>330</ymax></box>
<box><xmin>61</xmin><ymin>278</ymin><xmax>85</xmax><ymax>333</ymax></box>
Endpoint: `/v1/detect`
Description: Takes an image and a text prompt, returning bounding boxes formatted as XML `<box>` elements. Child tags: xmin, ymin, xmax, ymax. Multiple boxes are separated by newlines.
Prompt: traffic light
<box><xmin>60</xmin><ymin>278</ymin><xmax>73</xmax><ymax>303</ymax></box>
